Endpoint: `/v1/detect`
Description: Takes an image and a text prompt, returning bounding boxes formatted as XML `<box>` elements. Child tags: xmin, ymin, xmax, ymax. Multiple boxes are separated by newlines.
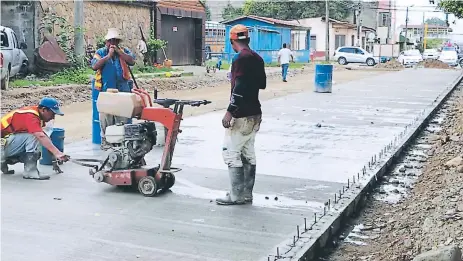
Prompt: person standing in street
<box><xmin>1</xmin><ymin>97</ymin><xmax>69</xmax><ymax>180</ymax></box>
<box><xmin>216</xmin><ymin>24</ymin><xmax>266</xmax><ymax>205</ymax></box>
<box><xmin>91</xmin><ymin>28</ymin><xmax>136</xmax><ymax>150</ymax></box>
<box><xmin>278</xmin><ymin>43</ymin><xmax>294</xmax><ymax>82</ymax></box>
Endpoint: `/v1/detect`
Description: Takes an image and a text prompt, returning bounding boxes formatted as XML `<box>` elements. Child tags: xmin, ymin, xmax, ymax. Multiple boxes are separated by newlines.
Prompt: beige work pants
<box><xmin>222</xmin><ymin>114</ymin><xmax>262</xmax><ymax>167</ymax></box>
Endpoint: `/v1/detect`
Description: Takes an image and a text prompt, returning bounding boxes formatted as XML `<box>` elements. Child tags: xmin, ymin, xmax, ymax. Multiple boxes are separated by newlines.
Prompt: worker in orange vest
<box><xmin>1</xmin><ymin>97</ymin><xmax>69</xmax><ymax>180</ymax></box>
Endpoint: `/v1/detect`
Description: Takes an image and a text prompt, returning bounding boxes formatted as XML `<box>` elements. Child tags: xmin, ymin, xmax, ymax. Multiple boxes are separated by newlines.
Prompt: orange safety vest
<box><xmin>1</xmin><ymin>106</ymin><xmax>41</xmax><ymax>138</ymax></box>
<box><xmin>93</xmin><ymin>47</ymin><xmax>132</xmax><ymax>91</ymax></box>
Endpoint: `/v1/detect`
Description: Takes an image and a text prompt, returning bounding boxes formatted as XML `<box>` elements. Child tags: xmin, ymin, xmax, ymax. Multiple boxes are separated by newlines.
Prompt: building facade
<box><xmin>222</xmin><ymin>15</ymin><xmax>311</xmax><ymax>64</ymax></box>
<box><xmin>0</xmin><ymin>0</ymin><xmax>206</xmax><ymax>67</ymax></box>
<box><xmin>294</xmin><ymin>17</ymin><xmax>375</xmax><ymax>59</ymax></box>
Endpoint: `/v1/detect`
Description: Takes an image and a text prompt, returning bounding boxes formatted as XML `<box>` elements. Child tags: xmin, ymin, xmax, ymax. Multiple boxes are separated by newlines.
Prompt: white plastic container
<box><xmin>97</xmin><ymin>91</ymin><xmax>146</xmax><ymax>118</ymax></box>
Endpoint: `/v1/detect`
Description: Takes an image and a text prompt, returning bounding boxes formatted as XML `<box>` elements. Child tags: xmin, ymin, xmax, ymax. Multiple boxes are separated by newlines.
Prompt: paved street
<box><xmin>2</xmin><ymin>69</ymin><xmax>462</xmax><ymax>261</ymax></box>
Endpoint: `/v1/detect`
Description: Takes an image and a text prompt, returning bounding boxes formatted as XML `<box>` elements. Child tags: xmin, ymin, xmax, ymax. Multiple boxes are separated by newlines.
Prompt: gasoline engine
<box><xmin>103</xmin><ymin>122</ymin><xmax>158</xmax><ymax>170</ymax></box>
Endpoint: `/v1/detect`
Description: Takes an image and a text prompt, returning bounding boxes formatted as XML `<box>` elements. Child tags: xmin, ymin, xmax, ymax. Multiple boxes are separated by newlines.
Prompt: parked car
<box><xmin>1</xmin><ymin>25</ymin><xmax>29</xmax><ymax>90</ymax></box>
<box><xmin>438</xmin><ymin>50</ymin><xmax>458</xmax><ymax>67</ymax></box>
<box><xmin>397</xmin><ymin>49</ymin><xmax>423</xmax><ymax>66</ymax></box>
<box><xmin>334</xmin><ymin>46</ymin><xmax>378</xmax><ymax>66</ymax></box>
<box><xmin>422</xmin><ymin>49</ymin><xmax>440</xmax><ymax>60</ymax></box>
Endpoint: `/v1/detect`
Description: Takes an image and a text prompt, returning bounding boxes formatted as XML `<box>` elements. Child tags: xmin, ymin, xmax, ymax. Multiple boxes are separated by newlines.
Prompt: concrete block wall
<box><xmin>0</xmin><ymin>1</ymin><xmax>38</xmax><ymax>62</ymax></box>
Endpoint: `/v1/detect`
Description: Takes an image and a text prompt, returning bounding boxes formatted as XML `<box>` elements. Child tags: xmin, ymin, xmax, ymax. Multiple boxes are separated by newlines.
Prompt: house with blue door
<box><xmin>221</xmin><ymin>15</ymin><xmax>311</xmax><ymax>64</ymax></box>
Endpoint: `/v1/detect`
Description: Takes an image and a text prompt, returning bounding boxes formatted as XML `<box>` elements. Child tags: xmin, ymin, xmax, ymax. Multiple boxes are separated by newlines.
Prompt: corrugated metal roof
<box><xmin>222</xmin><ymin>15</ymin><xmax>310</xmax><ymax>29</ymax></box>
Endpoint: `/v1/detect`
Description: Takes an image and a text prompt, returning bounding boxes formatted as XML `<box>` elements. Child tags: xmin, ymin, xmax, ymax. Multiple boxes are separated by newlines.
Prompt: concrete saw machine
<box><xmin>72</xmin><ymin>86</ymin><xmax>211</xmax><ymax>197</ymax></box>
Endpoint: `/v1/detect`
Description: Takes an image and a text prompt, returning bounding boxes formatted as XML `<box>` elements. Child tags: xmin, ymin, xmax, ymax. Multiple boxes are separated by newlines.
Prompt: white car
<box><xmin>438</xmin><ymin>50</ymin><xmax>458</xmax><ymax>66</ymax></box>
<box><xmin>334</xmin><ymin>46</ymin><xmax>378</xmax><ymax>66</ymax></box>
<box><xmin>1</xmin><ymin>26</ymin><xmax>29</xmax><ymax>90</ymax></box>
<box><xmin>422</xmin><ymin>49</ymin><xmax>440</xmax><ymax>60</ymax></box>
<box><xmin>397</xmin><ymin>49</ymin><xmax>423</xmax><ymax>66</ymax></box>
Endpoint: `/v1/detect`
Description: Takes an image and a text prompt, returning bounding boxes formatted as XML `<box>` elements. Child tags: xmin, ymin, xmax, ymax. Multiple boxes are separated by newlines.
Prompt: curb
<box><xmin>262</xmin><ymin>70</ymin><xmax>463</xmax><ymax>261</ymax></box>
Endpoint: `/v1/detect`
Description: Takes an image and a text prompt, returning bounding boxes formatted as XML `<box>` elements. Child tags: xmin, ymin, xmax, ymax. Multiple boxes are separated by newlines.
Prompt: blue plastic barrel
<box><xmin>314</xmin><ymin>64</ymin><xmax>333</xmax><ymax>93</ymax></box>
<box><xmin>92</xmin><ymin>79</ymin><xmax>102</xmax><ymax>145</ymax></box>
<box><xmin>40</xmin><ymin>128</ymin><xmax>65</xmax><ymax>165</ymax></box>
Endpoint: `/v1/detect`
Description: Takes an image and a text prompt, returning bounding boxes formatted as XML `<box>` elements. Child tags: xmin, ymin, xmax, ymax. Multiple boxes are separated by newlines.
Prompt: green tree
<box><xmin>222</xmin><ymin>1</ymin><xmax>243</xmax><ymax>21</ymax></box>
<box><xmin>438</xmin><ymin>0</ymin><xmax>463</xmax><ymax>19</ymax></box>
<box><xmin>240</xmin><ymin>0</ymin><xmax>353</xmax><ymax>21</ymax></box>
<box><xmin>200</xmin><ymin>0</ymin><xmax>211</xmax><ymax>20</ymax></box>
<box><xmin>425</xmin><ymin>17</ymin><xmax>447</xmax><ymax>26</ymax></box>
<box><xmin>425</xmin><ymin>38</ymin><xmax>444</xmax><ymax>49</ymax></box>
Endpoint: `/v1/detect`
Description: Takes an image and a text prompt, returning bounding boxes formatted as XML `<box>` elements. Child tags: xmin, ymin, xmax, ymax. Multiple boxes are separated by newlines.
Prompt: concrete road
<box><xmin>2</xmin><ymin>69</ymin><xmax>462</xmax><ymax>261</ymax></box>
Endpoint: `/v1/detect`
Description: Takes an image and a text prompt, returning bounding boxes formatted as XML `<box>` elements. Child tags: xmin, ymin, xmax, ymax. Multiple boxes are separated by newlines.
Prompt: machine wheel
<box><xmin>163</xmin><ymin>173</ymin><xmax>176</xmax><ymax>191</ymax></box>
<box><xmin>338</xmin><ymin>57</ymin><xmax>347</xmax><ymax>65</ymax></box>
<box><xmin>138</xmin><ymin>176</ymin><xmax>158</xmax><ymax>197</ymax></box>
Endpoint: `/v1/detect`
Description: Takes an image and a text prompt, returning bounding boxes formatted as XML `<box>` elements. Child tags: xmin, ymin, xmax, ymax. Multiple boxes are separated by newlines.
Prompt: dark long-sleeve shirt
<box><xmin>227</xmin><ymin>48</ymin><xmax>266</xmax><ymax>118</ymax></box>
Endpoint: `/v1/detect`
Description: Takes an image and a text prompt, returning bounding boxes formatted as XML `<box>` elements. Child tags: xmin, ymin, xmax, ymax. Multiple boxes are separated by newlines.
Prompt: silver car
<box><xmin>334</xmin><ymin>46</ymin><xmax>378</xmax><ymax>66</ymax></box>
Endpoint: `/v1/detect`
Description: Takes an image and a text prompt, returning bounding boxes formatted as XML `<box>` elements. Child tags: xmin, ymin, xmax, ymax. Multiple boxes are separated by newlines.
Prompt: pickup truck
<box><xmin>1</xmin><ymin>26</ymin><xmax>29</xmax><ymax>90</ymax></box>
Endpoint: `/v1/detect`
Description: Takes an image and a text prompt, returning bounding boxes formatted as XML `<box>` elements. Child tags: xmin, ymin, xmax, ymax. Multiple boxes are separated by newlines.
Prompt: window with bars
<box><xmin>379</xmin><ymin>12</ymin><xmax>390</xmax><ymax>27</ymax></box>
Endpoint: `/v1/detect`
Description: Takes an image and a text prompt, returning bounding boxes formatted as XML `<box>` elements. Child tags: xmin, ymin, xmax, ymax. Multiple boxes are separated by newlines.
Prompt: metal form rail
<box><xmin>262</xmin><ymin>71</ymin><xmax>463</xmax><ymax>261</ymax></box>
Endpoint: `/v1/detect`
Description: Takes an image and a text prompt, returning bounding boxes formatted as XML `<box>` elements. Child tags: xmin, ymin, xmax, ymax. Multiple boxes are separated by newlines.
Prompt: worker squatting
<box><xmin>0</xmin><ymin>25</ymin><xmax>267</xmax><ymax>206</ymax></box>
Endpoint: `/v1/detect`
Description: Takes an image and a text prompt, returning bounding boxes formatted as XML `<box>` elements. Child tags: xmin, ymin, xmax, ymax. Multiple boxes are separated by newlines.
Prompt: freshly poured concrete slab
<box><xmin>2</xmin><ymin>69</ymin><xmax>461</xmax><ymax>261</ymax></box>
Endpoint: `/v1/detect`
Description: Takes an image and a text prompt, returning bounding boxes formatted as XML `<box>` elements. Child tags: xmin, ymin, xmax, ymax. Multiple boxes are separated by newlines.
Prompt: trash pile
<box><xmin>418</xmin><ymin>59</ymin><xmax>452</xmax><ymax>69</ymax></box>
<box><xmin>375</xmin><ymin>59</ymin><xmax>404</xmax><ymax>69</ymax></box>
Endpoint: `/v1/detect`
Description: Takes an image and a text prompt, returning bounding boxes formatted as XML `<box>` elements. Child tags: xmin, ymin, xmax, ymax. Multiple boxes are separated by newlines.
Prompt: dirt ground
<box><xmin>323</xmin><ymin>86</ymin><xmax>463</xmax><ymax>261</ymax></box>
<box><xmin>1</xmin><ymin>67</ymin><xmax>388</xmax><ymax>143</ymax></box>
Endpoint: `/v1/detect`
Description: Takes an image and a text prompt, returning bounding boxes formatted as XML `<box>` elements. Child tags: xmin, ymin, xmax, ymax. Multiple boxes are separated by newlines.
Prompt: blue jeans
<box><xmin>2</xmin><ymin>133</ymin><xmax>40</xmax><ymax>160</ymax></box>
<box><xmin>281</xmin><ymin>63</ymin><xmax>289</xmax><ymax>81</ymax></box>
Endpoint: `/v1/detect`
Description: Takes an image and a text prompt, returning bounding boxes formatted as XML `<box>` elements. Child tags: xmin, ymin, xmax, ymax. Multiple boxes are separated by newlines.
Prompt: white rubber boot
<box><xmin>22</xmin><ymin>152</ymin><xmax>50</xmax><ymax>180</ymax></box>
<box><xmin>243</xmin><ymin>164</ymin><xmax>256</xmax><ymax>203</ymax></box>
<box><xmin>216</xmin><ymin>167</ymin><xmax>245</xmax><ymax>205</ymax></box>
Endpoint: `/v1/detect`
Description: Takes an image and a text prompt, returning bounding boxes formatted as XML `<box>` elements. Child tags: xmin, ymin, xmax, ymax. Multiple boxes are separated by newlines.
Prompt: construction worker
<box><xmin>91</xmin><ymin>28</ymin><xmax>136</xmax><ymax>150</ymax></box>
<box><xmin>1</xmin><ymin>97</ymin><xmax>69</xmax><ymax>180</ymax></box>
<box><xmin>216</xmin><ymin>24</ymin><xmax>266</xmax><ymax>205</ymax></box>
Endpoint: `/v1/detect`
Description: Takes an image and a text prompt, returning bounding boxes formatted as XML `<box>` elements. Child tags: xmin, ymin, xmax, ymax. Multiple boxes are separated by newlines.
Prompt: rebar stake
<box><xmin>297</xmin><ymin>225</ymin><xmax>300</xmax><ymax>238</ymax></box>
<box><xmin>304</xmin><ymin>217</ymin><xmax>307</xmax><ymax>231</ymax></box>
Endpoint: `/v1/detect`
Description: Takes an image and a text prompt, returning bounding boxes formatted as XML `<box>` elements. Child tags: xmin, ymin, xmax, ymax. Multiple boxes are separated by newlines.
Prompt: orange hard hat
<box><xmin>230</xmin><ymin>24</ymin><xmax>249</xmax><ymax>40</ymax></box>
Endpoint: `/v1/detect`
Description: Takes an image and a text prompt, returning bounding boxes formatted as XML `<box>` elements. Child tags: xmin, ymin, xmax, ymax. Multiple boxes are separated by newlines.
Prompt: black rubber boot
<box><xmin>22</xmin><ymin>152</ymin><xmax>50</xmax><ymax>180</ymax></box>
<box><xmin>216</xmin><ymin>167</ymin><xmax>246</xmax><ymax>205</ymax></box>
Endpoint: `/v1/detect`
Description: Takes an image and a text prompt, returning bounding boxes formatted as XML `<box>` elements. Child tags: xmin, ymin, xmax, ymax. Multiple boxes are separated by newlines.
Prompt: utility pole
<box><xmin>356</xmin><ymin>1</ymin><xmax>362</xmax><ymax>47</ymax></box>
<box><xmin>325</xmin><ymin>0</ymin><xmax>330</xmax><ymax>61</ymax></box>
<box><xmin>422</xmin><ymin>12</ymin><xmax>425</xmax><ymax>50</ymax></box>
<box><xmin>404</xmin><ymin>6</ymin><xmax>409</xmax><ymax>50</ymax></box>
<box><xmin>74</xmin><ymin>0</ymin><xmax>85</xmax><ymax>65</ymax></box>
<box><xmin>387</xmin><ymin>0</ymin><xmax>391</xmax><ymax>43</ymax></box>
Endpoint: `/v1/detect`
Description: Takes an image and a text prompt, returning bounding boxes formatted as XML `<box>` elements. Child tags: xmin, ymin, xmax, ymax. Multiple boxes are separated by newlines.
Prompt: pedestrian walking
<box><xmin>278</xmin><ymin>43</ymin><xmax>294</xmax><ymax>82</ymax></box>
<box><xmin>216</xmin><ymin>24</ymin><xmax>266</xmax><ymax>205</ymax></box>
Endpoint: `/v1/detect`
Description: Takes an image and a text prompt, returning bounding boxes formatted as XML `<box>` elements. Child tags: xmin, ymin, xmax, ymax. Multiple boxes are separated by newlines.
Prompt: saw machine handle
<box><xmin>153</xmin><ymin>98</ymin><xmax>211</xmax><ymax>108</ymax></box>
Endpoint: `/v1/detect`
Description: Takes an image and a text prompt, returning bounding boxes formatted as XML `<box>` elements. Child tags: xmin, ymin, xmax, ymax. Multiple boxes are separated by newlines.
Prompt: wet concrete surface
<box><xmin>2</xmin><ymin>69</ymin><xmax>462</xmax><ymax>261</ymax></box>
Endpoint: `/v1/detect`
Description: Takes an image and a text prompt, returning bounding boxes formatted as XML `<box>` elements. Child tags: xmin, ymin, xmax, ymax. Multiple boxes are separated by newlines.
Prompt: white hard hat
<box><xmin>105</xmin><ymin>28</ymin><xmax>122</xmax><ymax>41</ymax></box>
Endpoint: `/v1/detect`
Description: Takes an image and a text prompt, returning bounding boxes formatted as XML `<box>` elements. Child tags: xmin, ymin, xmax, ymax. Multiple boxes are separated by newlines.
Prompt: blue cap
<box><xmin>39</xmin><ymin>97</ymin><xmax>64</xmax><ymax>116</ymax></box>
